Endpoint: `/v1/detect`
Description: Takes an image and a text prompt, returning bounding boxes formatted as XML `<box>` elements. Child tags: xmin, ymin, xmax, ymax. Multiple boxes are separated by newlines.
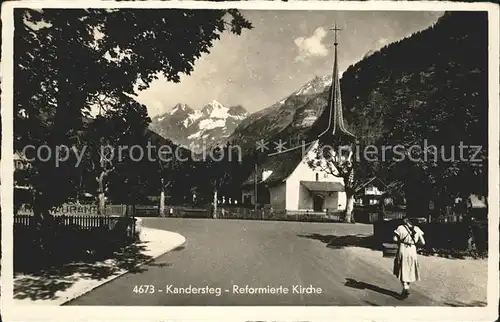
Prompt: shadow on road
<box><xmin>444</xmin><ymin>300</ymin><xmax>487</xmax><ymax>307</ymax></box>
<box><xmin>345</xmin><ymin>278</ymin><xmax>401</xmax><ymax>300</ymax></box>
<box><xmin>297</xmin><ymin>233</ymin><xmax>378</xmax><ymax>250</ymax></box>
<box><xmin>147</xmin><ymin>261</ymin><xmax>172</xmax><ymax>268</ymax></box>
<box><xmin>14</xmin><ymin>241</ymin><xmax>154</xmax><ymax>302</ymax></box>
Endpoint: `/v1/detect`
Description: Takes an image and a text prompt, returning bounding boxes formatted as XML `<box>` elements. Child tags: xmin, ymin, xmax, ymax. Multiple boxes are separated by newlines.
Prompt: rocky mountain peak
<box><xmin>169</xmin><ymin>103</ymin><xmax>193</xmax><ymax>115</ymax></box>
<box><xmin>294</xmin><ymin>75</ymin><xmax>333</xmax><ymax>96</ymax></box>
<box><xmin>150</xmin><ymin>100</ymin><xmax>248</xmax><ymax>153</ymax></box>
<box><xmin>228</xmin><ymin>105</ymin><xmax>248</xmax><ymax>116</ymax></box>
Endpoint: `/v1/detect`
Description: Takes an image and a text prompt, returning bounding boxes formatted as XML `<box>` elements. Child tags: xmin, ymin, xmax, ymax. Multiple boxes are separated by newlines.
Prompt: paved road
<box><xmin>66</xmin><ymin>218</ymin><xmax>456</xmax><ymax>306</ymax></box>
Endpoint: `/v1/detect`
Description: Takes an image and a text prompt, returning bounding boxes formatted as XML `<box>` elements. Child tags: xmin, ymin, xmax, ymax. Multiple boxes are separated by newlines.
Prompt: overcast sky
<box><xmin>134</xmin><ymin>10</ymin><xmax>443</xmax><ymax>117</ymax></box>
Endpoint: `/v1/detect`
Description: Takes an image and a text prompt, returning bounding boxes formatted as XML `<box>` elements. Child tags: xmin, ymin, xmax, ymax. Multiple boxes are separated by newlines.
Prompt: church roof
<box><xmin>242</xmin><ymin>26</ymin><xmax>355</xmax><ymax>189</ymax></box>
<box><xmin>355</xmin><ymin>177</ymin><xmax>388</xmax><ymax>193</ymax></box>
<box><xmin>241</xmin><ymin>141</ymin><xmax>318</xmax><ymax>187</ymax></box>
<box><xmin>301</xmin><ymin>181</ymin><xmax>345</xmax><ymax>192</ymax></box>
<box><xmin>241</xmin><ymin>146</ymin><xmax>305</xmax><ymax>187</ymax></box>
<box><xmin>317</xmin><ymin>24</ymin><xmax>356</xmax><ymax>144</ymax></box>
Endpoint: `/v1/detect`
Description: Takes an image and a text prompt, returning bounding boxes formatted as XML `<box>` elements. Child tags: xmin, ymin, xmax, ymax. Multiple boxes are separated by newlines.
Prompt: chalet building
<box><xmin>241</xmin><ymin>25</ymin><xmax>354</xmax><ymax>213</ymax></box>
<box><xmin>14</xmin><ymin>151</ymin><xmax>30</xmax><ymax>190</ymax></box>
<box><xmin>354</xmin><ymin>178</ymin><xmax>393</xmax><ymax>206</ymax></box>
<box><xmin>453</xmin><ymin>194</ymin><xmax>487</xmax><ymax>220</ymax></box>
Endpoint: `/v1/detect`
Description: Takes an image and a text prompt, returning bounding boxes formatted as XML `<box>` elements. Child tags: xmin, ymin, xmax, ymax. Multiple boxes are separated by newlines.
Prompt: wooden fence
<box><xmin>14</xmin><ymin>213</ymin><xmax>137</xmax><ymax>271</ymax></box>
<box><xmin>215</xmin><ymin>207</ymin><xmax>346</xmax><ymax>222</ymax></box>
<box><xmin>130</xmin><ymin>204</ymin><xmax>348</xmax><ymax>222</ymax></box>
<box><xmin>134</xmin><ymin>205</ymin><xmax>210</xmax><ymax>218</ymax></box>
<box><xmin>16</xmin><ymin>203</ymin><xmax>127</xmax><ymax>216</ymax></box>
<box><xmin>14</xmin><ymin>214</ymin><xmax>136</xmax><ymax>233</ymax></box>
<box><xmin>132</xmin><ymin>204</ymin><xmax>395</xmax><ymax>223</ymax></box>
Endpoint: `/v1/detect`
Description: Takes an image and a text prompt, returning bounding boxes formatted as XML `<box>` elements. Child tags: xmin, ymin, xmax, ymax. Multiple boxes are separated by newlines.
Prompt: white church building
<box><xmin>241</xmin><ymin>140</ymin><xmax>346</xmax><ymax>212</ymax></box>
<box><xmin>241</xmin><ymin>25</ymin><xmax>355</xmax><ymax>213</ymax></box>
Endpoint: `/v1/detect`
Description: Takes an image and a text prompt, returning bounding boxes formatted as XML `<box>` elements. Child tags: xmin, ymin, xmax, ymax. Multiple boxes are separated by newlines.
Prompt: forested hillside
<box><xmin>230</xmin><ymin>11</ymin><xmax>488</xmax><ymax>215</ymax></box>
<box><xmin>334</xmin><ymin>11</ymin><xmax>488</xmax><ymax>216</ymax></box>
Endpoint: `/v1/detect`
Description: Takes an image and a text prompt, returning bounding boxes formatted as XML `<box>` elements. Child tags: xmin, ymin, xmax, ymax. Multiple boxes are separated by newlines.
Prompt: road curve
<box><xmin>66</xmin><ymin>218</ymin><xmax>468</xmax><ymax>306</ymax></box>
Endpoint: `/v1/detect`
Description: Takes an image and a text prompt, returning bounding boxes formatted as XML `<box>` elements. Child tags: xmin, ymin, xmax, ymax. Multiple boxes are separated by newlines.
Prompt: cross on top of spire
<box><xmin>330</xmin><ymin>23</ymin><xmax>342</xmax><ymax>46</ymax></box>
<box><xmin>316</xmin><ymin>22</ymin><xmax>355</xmax><ymax>143</ymax></box>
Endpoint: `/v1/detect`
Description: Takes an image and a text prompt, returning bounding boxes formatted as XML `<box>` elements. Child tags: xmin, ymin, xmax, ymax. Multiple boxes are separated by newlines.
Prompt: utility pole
<box><xmin>158</xmin><ymin>159</ymin><xmax>165</xmax><ymax>217</ymax></box>
<box><xmin>254</xmin><ymin>161</ymin><xmax>258</xmax><ymax>211</ymax></box>
<box><xmin>160</xmin><ymin>177</ymin><xmax>165</xmax><ymax>217</ymax></box>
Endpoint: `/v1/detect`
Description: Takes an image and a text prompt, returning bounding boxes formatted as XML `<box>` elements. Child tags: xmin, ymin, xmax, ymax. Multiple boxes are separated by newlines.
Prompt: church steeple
<box><xmin>319</xmin><ymin>23</ymin><xmax>355</xmax><ymax>142</ymax></box>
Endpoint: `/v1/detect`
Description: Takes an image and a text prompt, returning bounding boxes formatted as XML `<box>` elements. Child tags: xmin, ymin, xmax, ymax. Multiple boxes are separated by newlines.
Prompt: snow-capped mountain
<box><xmin>150</xmin><ymin>100</ymin><xmax>248</xmax><ymax>152</ymax></box>
<box><xmin>293</xmin><ymin>74</ymin><xmax>333</xmax><ymax>96</ymax></box>
<box><xmin>228</xmin><ymin>74</ymin><xmax>334</xmax><ymax>153</ymax></box>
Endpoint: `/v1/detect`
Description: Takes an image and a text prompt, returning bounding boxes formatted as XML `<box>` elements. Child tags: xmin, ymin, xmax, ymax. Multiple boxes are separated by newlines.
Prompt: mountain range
<box><xmin>240</xmin><ymin>11</ymin><xmax>487</xmax><ymax>197</ymax></box>
<box><xmin>150</xmin><ymin>12</ymin><xmax>485</xmax><ymax>174</ymax></box>
<box><xmin>149</xmin><ymin>100</ymin><xmax>248</xmax><ymax>152</ymax></box>
<box><xmin>150</xmin><ymin>74</ymin><xmax>335</xmax><ymax>153</ymax></box>
<box><xmin>228</xmin><ymin>74</ymin><xmax>334</xmax><ymax>153</ymax></box>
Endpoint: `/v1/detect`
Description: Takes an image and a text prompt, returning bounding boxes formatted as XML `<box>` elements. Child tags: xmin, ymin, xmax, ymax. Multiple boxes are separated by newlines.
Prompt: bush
<box><xmin>14</xmin><ymin>215</ymin><xmax>138</xmax><ymax>271</ymax></box>
<box><xmin>373</xmin><ymin>219</ymin><xmax>488</xmax><ymax>256</ymax></box>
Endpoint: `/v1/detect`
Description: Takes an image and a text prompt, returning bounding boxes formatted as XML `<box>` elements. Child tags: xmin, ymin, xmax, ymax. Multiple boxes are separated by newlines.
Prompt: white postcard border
<box><xmin>1</xmin><ymin>1</ymin><xmax>499</xmax><ymax>321</ymax></box>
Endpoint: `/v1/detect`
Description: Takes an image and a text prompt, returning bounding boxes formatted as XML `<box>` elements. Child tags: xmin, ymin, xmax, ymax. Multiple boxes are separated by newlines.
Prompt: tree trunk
<box><xmin>160</xmin><ymin>184</ymin><xmax>165</xmax><ymax>218</ymax></box>
<box><xmin>343</xmin><ymin>165</ymin><xmax>356</xmax><ymax>223</ymax></box>
<box><xmin>97</xmin><ymin>192</ymin><xmax>106</xmax><ymax>215</ymax></box>
<box><xmin>344</xmin><ymin>192</ymin><xmax>355</xmax><ymax>223</ymax></box>
<box><xmin>213</xmin><ymin>189</ymin><xmax>218</xmax><ymax>219</ymax></box>
<box><xmin>32</xmin><ymin>192</ymin><xmax>52</xmax><ymax>264</ymax></box>
<box><xmin>97</xmin><ymin>171</ymin><xmax>106</xmax><ymax>215</ymax></box>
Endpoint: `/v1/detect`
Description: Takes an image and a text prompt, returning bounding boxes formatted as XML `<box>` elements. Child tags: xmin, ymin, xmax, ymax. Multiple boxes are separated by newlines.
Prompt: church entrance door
<box><xmin>313</xmin><ymin>194</ymin><xmax>324</xmax><ymax>212</ymax></box>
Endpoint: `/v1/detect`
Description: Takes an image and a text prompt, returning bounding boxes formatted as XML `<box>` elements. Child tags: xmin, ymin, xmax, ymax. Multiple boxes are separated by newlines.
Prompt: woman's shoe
<box><xmin>400</xmin><ymin>289</ymin><xmax>410</xmax><ymax>299</ymax></box>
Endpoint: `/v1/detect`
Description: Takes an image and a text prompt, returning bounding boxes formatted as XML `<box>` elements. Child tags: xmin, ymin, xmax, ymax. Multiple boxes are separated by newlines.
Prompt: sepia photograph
<box><xmin>2</xmin><ymin>1</ymin><xmax>499</xmax><ymax>320</ymax></box>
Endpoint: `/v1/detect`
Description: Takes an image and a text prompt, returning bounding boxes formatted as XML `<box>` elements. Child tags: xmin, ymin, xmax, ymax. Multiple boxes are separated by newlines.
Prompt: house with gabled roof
<box><xmin>241</xmin><ymin>142</ymin><xmax>347</xmax><ymax>212</ymax></box>
<box><xmin>354</xmin><ymin>177</ymin><xmax>389</xmax><ymax>206</ymax></box>
<box><xmin>14</xmin><ymin>151</ymin><xmax>31</xmax><ymax>190</ymax></box>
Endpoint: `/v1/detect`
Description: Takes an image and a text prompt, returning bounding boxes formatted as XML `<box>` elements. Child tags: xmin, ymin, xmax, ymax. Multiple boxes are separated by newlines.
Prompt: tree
<box><xmin>336</xmin><ymin>11</ymin><xmax>488</xmax><ymax>219</ymax></box>
<box><xmin>14</xmin><ymin>8</ymin><xmax>252</xmax><ymax>247</ymax></box>
<box><xmin>158</xmin><ymin>143</ymin><xmax>192</xmax><ymax>213</ymax></box>
<box><xmin>305</xmin><ymin>80</ymin><xmax>385</xmax><ymax>223</ymax></box>
<box><xmin>306</xmin><ymin>135</ymin><xmax>379</xmax><ymax>223</ymax></box>
<box><xmin>203</xmin><ymin>143</ymin><xmax>241</xmax><ymax>217</ymax></box>
<box><xmin>81</xmin><ymin>95</ymin><xmax>152</xmax><ymax>213</ymax></box>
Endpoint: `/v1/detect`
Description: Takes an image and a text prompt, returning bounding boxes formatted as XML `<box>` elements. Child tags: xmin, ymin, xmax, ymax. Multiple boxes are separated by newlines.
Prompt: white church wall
<box><xmin>269</xmin><ymin>184</ymin><xmax>286</xmax><ymax>210</ymax></box>
<box><xmin>285</xmin><ymin>141</ymin><xmax>346</xmax><ymax>211</ymax></box>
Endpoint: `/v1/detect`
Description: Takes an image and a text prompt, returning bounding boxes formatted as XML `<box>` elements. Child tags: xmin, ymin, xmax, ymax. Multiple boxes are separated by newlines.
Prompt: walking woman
<box><xmin>393</xmin><ymin>216</ymin><xmax>425</xmax><ymax>299</ymax></box>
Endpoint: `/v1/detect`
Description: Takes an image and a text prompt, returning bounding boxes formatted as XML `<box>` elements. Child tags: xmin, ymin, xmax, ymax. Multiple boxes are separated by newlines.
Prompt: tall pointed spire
<box><xmin>319</xmin><ymin>23</ymin><xmax>355</xmax><ymax>142</ymax></box>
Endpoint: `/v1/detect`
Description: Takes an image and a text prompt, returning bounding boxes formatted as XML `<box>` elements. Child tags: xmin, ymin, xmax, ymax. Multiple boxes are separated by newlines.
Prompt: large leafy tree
<box><xmin>80</xmin><ymin>96</ymin><xmax>153</xmax><ymax>212</ymax></box>
<box><xmin>202</xmin><ymin>143</ymin><xmax>242</xmax><ymax>216</ymax></box>
<box><xmin>305</xmin><ymin>11</ymin><xmax>487</xmax><ymax>222</ymax></box>
<box><xmin>14</xmin><ymin>8</ymin><xmax>252</xmax><ymax>242</ymax></box>
<box><xmin>306</xmin><ymin>136</ymin><xmax>378</xmax><ymax>223</ymax></box>
<box><xmin>157</xmin><ymin>142</ymin><xmax>194</xmax><ymax>210</ymax></box>
<box><xmin>339</xmin><ymin>11</ymin><xmax>488</xmax><ymax>218</ymax></box>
